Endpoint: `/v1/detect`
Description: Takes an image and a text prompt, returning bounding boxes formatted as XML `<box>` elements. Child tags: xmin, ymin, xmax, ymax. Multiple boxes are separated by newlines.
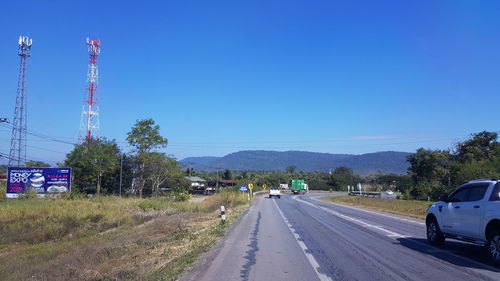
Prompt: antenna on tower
<box><xmin>9</xmin><ymin>36</ymin><xmax>32</xmax><ymax>166</ymax></box>
<box><xmin>79</xmin><ymin>38</ymin><xmax>101</xmax><ymax>143</ymax></box>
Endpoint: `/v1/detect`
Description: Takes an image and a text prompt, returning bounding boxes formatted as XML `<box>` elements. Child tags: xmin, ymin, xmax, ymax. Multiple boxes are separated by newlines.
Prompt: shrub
<box><xmin>171</xmin><ymin>192</ymin><xmax>191</xmax><ymax>202</ymax></box>
<box><xmin>18</xmin><ymin>189</ymin><xmax>40</xmax><ymax>200</ymax></box>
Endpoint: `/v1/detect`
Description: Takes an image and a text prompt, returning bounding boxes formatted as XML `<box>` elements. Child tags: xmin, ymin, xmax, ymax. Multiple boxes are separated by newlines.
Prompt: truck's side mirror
<box><xmin>438</xmin><ymin>194</ymin><xmax>449</xmax><ymax>203</ymax></box>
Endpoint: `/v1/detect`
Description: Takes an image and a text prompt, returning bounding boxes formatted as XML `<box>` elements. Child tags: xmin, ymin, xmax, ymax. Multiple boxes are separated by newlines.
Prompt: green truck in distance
<box><xmin>290</xmin><ymin>179</ymin><xmax>308</xmax><ymax>195</ymax></box>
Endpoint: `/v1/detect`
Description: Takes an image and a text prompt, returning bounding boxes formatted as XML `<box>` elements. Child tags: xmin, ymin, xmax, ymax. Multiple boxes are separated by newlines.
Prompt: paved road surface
<box><xmin>182</xmin><ymin>193</ymin><xmax>500</xmax><ymax>281</ymax></box>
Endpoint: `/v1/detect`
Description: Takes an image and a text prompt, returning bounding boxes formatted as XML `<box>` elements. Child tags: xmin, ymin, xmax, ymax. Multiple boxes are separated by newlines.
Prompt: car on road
<box><xmin>426</xmin><ymin>179</ymin><xmax>500</xmax><ymax>264</ymax></box>
<box><xmin>269</xmin><ymin>187</ymin><xmax>281</xmax><ymax>199</ymax></box>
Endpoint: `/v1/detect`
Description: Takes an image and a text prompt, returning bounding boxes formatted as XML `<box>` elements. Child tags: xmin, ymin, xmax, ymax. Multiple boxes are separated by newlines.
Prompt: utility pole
<box><xmin>216</xmin><ymin>169</ymin><xmax>219</xmax><ymax>191</ymax></box>
<box><xmin>119</xmin><ymin>153</ymin><xmax>123</xmax><ymax>196</ymax></box>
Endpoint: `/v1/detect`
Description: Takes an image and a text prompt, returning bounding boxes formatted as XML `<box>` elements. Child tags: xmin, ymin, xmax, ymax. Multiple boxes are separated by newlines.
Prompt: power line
<box><xmin>0</xmin><ymin>123</ymin><xmax>76</xmax><ymax>145</ymax></box>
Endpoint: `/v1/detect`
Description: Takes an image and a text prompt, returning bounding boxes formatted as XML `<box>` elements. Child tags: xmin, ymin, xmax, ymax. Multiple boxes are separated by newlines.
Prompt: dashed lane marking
<box><xmin>273</xmin><ymin>199</ymin><xmax>333</xmax><ymax>281</ymax></box>
<box><xmin>295</xmin><ymin>197</ymin><xmax>406</xmax><ymax>238</ymax></box>
<box><xmin>296</xmin><ymin>196</ymin><xmax>500</xmax><ymax>277</ymax></box>
<box><xmin>309</xmin><ymin>196</ymin><xmax>426</xmax><ymax>225</ymax></box>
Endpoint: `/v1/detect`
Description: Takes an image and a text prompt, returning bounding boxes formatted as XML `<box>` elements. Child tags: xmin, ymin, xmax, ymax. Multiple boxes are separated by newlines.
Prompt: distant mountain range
<box><xmin>181</xmin><ymin>150</ymin><xmax>411</xmax><ymax>174</ymax></box>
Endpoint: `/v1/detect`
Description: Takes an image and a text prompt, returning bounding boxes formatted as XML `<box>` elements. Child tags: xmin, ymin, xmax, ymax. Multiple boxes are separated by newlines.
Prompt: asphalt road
<box><xmin>182</xmin><ymin>193</ymin><xmax>500</xmax><ymax>281</ymax></box>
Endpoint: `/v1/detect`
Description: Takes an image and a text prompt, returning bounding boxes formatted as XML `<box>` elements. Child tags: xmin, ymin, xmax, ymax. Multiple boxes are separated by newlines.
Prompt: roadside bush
<box><xmin>171</xmin><ymin>192</ymin><xmax>191</xmax><ymax>202</ymax></box>
<box><xmin>18</xmin><ymin>189</ymin><xmax>40</xmax><ymax>200</ymax></box>
<box><xmin>402</xmin><ymin>182</ymin><xmax>452</xmax><ymax>201</ymax></box>
<box><xmin>138</xmin><ymin>199</ymin><xmax>169</xmax><ymax>211</ymax></box>
<box><xmin>60</xmin><ymin>188</ymin><xmax>86</xmax><ymax>200</ymax></box>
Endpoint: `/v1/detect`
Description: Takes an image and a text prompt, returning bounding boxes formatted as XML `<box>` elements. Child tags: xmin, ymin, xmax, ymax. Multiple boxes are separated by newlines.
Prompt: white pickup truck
<box><xmin>269</xmin><ymin>187</ymin><xmax>281</xmax><ymax>199</ymax></box>
<box><xmin>426</xmin><ymin>179</ymin><xmax>500</xmax><ymax>264</ymax></box>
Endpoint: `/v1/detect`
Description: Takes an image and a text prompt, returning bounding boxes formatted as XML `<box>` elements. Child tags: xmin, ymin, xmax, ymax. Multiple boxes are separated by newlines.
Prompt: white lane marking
<box><xmin>310</xmin><ymin>196</ymin><xmax>425</xmax><ymax>225</ymax></box>
<box><xmin>272</xmin><ymin>199</ymin><xmax>333</xmax><ymax>281</ymax></box>
<box><xmin>298</xmin><ymin>196</ymin><xmax>500</xmax><ymax>276</ymax></box>
<box><xmin>295</xmin><ymin>197</ymin><xmax>406</xmax><ymax>238</ymax></box>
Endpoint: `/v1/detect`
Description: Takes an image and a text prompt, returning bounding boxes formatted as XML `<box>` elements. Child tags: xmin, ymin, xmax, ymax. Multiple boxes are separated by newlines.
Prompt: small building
<box><xmin>218</xmin><ymin>179</ymin><xmax>236</xmax><ymax>188</ymax></box>
<box><xmin>186</xmin><ymin>176</ymin><xmax>215</xmax><ymax>195</ymax></box>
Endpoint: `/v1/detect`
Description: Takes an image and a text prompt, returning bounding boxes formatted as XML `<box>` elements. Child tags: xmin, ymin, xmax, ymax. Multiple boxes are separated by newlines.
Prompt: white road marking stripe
<box><xmin>310</xmin><ymin>196</ymin><xmax>425</xmax><ymax>225</ymax></box>
<box><xmin>273</xmin><ymin>199</ymin><xmax>333</xmax><ymax>281</ymax></box>
<box><xmin>296</xmin><ymin>197</ymin><xmax>405</xmax><ymax>238</ymax></box>
<box><xmin>294</xmin><ymin>196</ymin><xmax>500</xmax><ymax>277</ymax></box>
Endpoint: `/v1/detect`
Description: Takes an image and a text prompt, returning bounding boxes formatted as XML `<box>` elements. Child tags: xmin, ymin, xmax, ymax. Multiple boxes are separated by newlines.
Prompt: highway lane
<box><xmin>182</xmin><ymin>193</ymin><xmax>500</xmax><ymax>281</ymax></box>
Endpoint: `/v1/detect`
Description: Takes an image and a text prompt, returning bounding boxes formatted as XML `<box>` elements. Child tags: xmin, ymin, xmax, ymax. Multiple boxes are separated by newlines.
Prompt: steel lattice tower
<box><xmin>9</xmin><ymin>36</ymin><xmax>32</xmax><ymax>166</ymax></box>
<box><xmin>79</xmin><ymin>38</ymin><xmax>100</xmax><ymax>142</ymax></box>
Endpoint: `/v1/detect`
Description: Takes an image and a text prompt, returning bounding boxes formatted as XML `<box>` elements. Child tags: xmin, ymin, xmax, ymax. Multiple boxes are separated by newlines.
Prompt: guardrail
<box><xmin>348</xmin><ymin>191</ymin><xmax>398</xmax><ymax>199</ymax></box>
<box><xmin>349</xmin><ymin>191</ymin><xmax>381</xmax><ymax>198</ymax></box>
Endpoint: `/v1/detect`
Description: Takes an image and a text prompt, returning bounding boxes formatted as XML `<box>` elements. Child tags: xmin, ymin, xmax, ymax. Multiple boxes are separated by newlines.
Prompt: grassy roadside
<box><xmin>0</xmin><ymin>190</ymin><xmax>250</xmax><ymax>281</ymax></box>
<box><xmin>321</xmin><ymin>195</ymin><xmax>432</xmax><ymax>219</ymax></box>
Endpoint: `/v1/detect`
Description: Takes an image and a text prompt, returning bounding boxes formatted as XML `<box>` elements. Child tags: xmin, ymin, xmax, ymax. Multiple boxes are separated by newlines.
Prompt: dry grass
<box><xmin>0</xmin><ymin>182</ymin><xmax>5</xmax><ymax>200</ymax></box>
<box><xmin>321</xmin><ymin>195</ymin><xmax>432</xmax><ymax>219</ymax></box>
<box><xmin>0</xmin><ymin>191</ymin><xmax>249</xmax><ymax>281</ymax></box>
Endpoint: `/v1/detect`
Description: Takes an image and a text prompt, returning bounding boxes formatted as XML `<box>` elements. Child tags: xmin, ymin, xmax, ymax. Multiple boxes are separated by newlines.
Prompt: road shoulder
<box><xmin>312</xmin><ymin>195</ymin><xmax>425</xmax><ymax>225</ymax></box>
<box><xmin>179</xmin><ymin>199</ymin><xmax>255</xmax><ymax>281</ymax></box>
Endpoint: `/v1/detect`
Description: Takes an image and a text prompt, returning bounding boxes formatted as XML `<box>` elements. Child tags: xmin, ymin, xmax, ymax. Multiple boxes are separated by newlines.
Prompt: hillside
<box><xmin>181</xmin><ymin>150</ymin><xmax>410</xmax><ymax>174</ymax></box>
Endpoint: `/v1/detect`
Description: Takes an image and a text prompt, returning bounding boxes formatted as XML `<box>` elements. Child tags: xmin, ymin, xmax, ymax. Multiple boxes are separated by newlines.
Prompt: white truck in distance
<box><xmin>269</xmin><ymin>187</ymin><xmax>281</xmax><ymax>199</ymax></box>
<box><xmin>426</xmin><ymin>179</ymin><xmax>500</xmax><ymax>264</ymax></box>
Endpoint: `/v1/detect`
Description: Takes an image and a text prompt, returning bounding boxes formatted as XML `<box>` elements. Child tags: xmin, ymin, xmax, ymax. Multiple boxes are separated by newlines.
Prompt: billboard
<box><xmin>6</xmin><ymin>167</ymin><xmax>71</xmax><ymax>198</ymax></box>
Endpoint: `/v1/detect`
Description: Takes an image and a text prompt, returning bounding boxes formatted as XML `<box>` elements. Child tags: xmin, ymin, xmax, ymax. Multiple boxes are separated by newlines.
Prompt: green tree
<box><xmin>286</xmin><ymin>165</ymin><xmax>297</xmax><ymax>173</ymax></box>
<box><xmin>407</xmin><ymin>148</ymin><xmax>451</xmax><ymax>185</ymax></box>
<box><xmin>126</xmin><ymin>119</ymin><xmax>168</xmax><ymax>154</ymax></box>
<box><xmin>455</xmin><ymin>131</ymin><xmax>498</xmax><ymax>163</ymax></box>
<box><xmin>185</xmin><ymin>168</ymin><xmax>195</xmax><ymax>177</ymax></box>
<box><xmin>164</xmin><ymin>159</ymin><xmax>191</xmax><ymax>193</ymax></box>
<box><xmin>101</xmin><ymin>154</ymin><xmax>133</xmax><ymax>195</ymax></box>
<box><xmin>327</xmin><ymin>166</ymin><xmax>354</xmax><ymax>190</ymax></box>
<box><xmin>452</xmin><ymin>132</ymin><xmax>500</xmax><ymax>184</ymax></box>
<box><xmin>64</xmin><ymin>138</ymin><xmax>120</xmax><ymax>195</ymax></box>
<box><xmin>145</xmin><ymin>153</ymin><xmax>183</xmax><ymax>197</ymax></box>
<box><xmin>25</xmin><ymin>160</ymin><xmax>51</xmax><ymax>167</ymax></box>
<box><xmin>127</xmin><ymin>119</ymin><xmax>168</xmax><ymax>198</ymax></box>
<box><xmin>222</xmin><ymin>169</ymin><xmax>232</xmax><ymax>180</ymax></box>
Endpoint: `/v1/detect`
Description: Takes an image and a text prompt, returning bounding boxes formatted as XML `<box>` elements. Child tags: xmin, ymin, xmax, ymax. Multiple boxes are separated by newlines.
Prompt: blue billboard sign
<box><xmin>6</xmin><ymin>167</ymin><xmax>71</xmax><ymax>198</ymax></box>
<box><xmin>239</xmin><ymin>186</ymin><xmax>248</xmax><ymax>191</ymax></box>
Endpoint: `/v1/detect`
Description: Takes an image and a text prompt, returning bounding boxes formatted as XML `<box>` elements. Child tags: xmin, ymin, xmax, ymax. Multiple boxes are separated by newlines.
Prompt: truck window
<box><xmin>466</xmin><ymin>184</ymin><xmax>489</xmax><ymax>201</ymax></box>
<box><xmin>490</xmin><ymin>182</ymin><xmax>500</xmax><ymax>201</ymax></box>
<box><xmin>449</xmin><ymin>183</ymin><xmax>489</xmax><ymax>202</ymax></box>
<box><xmin>449</xmin><ymin>187</ymin><xmax>468</xmax><ymax>202</ymax></box>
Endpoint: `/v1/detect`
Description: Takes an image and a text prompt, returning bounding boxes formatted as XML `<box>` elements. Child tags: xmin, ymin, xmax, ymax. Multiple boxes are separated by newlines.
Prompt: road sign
<box><xmin>262</xmin><ymin>184</ymin><xmax>267</xmax><ymax>189</ymax></box>
<box><xmin>248</xmin><ymin>183</ymin><xmax>254</xmax><ymax>190</ymax></box>
<box><xmin>239</xmin><ymin>186</ymin><xmax>248</xmax><ymax>191</ymax></box>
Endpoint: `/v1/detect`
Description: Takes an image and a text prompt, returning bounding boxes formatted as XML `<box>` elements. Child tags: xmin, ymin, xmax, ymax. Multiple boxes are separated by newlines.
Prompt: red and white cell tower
<box><xmin>79</xmin><ymin>38</ymin><xmax>101</xmax><ymax>142</ymax></box>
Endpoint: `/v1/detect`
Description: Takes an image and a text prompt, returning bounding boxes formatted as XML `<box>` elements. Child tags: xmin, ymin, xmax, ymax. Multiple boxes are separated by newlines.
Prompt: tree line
<box><xmin>189</xmin><ymin>131</ymin><xmax>499</xmax><ymax>201</ymax></box>
<box><xmin>64</xmin><ymin>118</ymin><xmax>189</xmax><ymax>197</ymax></box>
<box><xmin>404</xmin><ymin>131</ymin><xmax>499</xmax><ymax>200</ymax></box>
<box><xmin>2</xmin><ymin>127</ymin><xmax>497</xmax><ymax>201</ymax></box>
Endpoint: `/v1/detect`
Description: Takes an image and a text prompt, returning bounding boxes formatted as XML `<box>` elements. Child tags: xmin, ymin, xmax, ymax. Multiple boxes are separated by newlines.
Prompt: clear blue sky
<box><xmin>0</xmin><ymin>0</ymin><xmax>499</xmax><ymax>166</ymax></box>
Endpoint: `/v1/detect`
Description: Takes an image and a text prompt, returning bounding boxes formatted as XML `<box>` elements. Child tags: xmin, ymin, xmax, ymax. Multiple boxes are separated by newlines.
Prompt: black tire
<box><xmin>278</xmin><ymin>195</ymin><xmax>281</xmax><ymax>199</ymax></box>
<box><xmin>486</xmin><ymin>229</ymin><xmax>500</xmax><ymax>265</ymax></box>
<box><xmin>427</xmin><ymin>217</ymin><xmax>445</xmax><ymax>246</ymax></box>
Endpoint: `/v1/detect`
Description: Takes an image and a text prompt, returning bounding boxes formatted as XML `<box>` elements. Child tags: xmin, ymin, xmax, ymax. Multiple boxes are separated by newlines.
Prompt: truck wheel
<box><xmin>426</xmin><ymin>217</ymin><xmax>445</xmax><ymax>246</ymax></box>
<box><xmin>278</xmin><ymin>195</ymin><xmax>280</xmax><ymax>199</ymax></box>
<box><xmin>486</xmin><ymin>229</ymin><xmax>500</xmax><ymax>265</ymax></box>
